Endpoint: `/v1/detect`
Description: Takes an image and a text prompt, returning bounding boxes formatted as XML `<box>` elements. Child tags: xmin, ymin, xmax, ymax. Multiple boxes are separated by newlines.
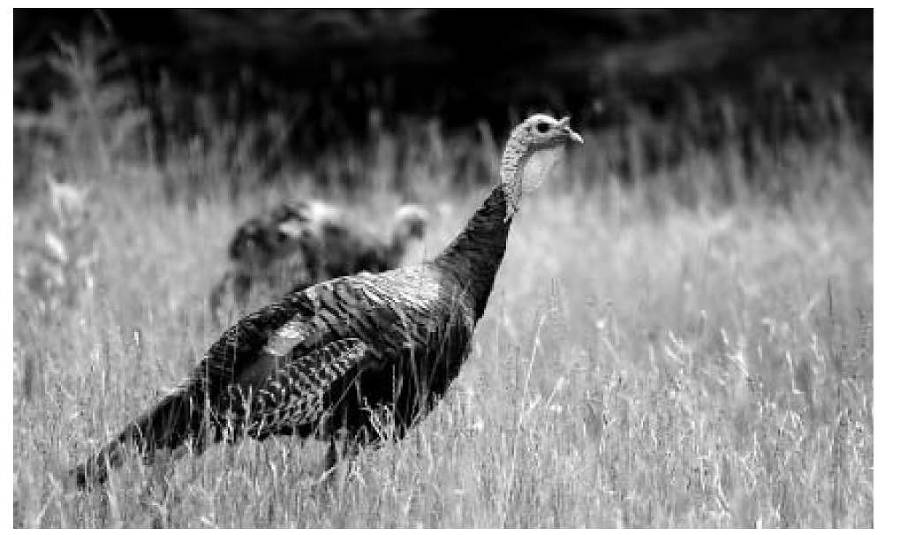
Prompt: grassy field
<box><xmin>12</xmin><ymin>117</ymin><xmax>872</xmax><ymax>527</ymax></box>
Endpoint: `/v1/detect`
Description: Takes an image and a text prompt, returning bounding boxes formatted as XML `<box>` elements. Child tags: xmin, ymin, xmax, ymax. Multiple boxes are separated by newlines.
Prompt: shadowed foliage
<box><xmin>14</xmin><ymin>9</ymin><xmax>871</xmax><ymax>199</ymax></box>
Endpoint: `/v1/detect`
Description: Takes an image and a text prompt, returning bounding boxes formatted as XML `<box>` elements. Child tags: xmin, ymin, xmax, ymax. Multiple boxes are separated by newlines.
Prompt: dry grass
<box><xmin>12</xmin><ymin>121</ymin><xmax>872</xmax><ymax>526</ymax></box>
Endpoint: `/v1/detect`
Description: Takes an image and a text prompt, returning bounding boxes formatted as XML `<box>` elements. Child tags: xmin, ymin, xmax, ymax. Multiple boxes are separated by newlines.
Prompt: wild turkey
<box><xmin>71</xmin><ymin>114</ymin><xmax>582</xmax><ymax>489</ymax></box>
<box><xmin>207</xmin><ymin>199</ymin><xmax>319</xmax><ymax>316</ymax></box>
<box><xmin>297</xmin><ymin>203</ymin><xmax>429</xmax><ymax>284</ymax></box>
<box><xmin>208</xmin><ymin>200</ymin><xmax>429</xmax><ymax>317</ymax></box>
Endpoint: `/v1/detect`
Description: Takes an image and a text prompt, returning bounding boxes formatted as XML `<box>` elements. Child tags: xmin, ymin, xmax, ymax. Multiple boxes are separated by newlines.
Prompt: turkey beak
<box><xmin>559</xmin><ymin>116</ymin><xmax>583</xmax><ymax>144</ymax></box>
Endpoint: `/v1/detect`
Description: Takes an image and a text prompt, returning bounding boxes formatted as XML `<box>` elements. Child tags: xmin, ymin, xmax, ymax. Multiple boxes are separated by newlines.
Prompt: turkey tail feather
<box><xmin>71</xmin><ymin>389</ymin><xmax>198</xmax><ymax>489</ymax></box>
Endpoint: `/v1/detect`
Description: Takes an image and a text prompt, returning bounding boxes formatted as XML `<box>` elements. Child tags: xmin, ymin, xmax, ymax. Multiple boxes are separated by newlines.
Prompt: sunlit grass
<box><xmin>12</xmin><ymin>126</ymin><xmax>872</xmax><ymax>526</ymax></box>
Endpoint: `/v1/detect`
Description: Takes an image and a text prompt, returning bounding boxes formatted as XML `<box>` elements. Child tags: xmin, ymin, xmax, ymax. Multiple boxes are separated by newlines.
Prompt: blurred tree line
<box><xmin>13</xmin><ymin>8</ymin><xmax>872</xmax><ymax>198</ymax></box>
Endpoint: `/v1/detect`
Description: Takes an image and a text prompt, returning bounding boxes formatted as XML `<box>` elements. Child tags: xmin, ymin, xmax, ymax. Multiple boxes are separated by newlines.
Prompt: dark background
<box><xmin>13</xmin><ymin>8</ymin><xmax>873</xmax><ymax>198</ymax></box>
<box><xmin>14</xmin><ymin>9</ymin><xmax>872</xmax><ymax>122</ymax></box>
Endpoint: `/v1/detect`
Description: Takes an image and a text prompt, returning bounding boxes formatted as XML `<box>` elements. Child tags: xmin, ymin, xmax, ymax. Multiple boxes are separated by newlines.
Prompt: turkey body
<box><xmin>72</xmin><ymin>114</ymin><xmax>581</xmax><ymax>489</ymax></box>
<box><xmin>252</xmin><ymin>264</ymin><xmax>476</xmax><ymax>441</ymax></box>
<box><xmin>75</xmin><ymin>187</ymin><xmax>508</xmax><ymax>488</ymax></box>
<box><xmin>305</xmin><ymin>221</ymin><xmax>403</xmax><ymax>281</ymax></box>
<box><xmin>210</xmin><ymin>201</ymin><xmax>427</xmax><ymax>318</ymax></box>
<box><xmin>208</xmin><ymin>200</ymin><xmax>318</xmax><ymax>317</ymax></box>
<box><xmin>212</xmin><ymin>262</ymin><xmax>478</xmax><ymax>442</ymax></box>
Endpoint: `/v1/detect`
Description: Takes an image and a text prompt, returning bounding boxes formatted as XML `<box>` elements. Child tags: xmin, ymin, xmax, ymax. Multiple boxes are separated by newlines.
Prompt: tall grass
<box><xmin>12</xmin><ymin>34</ymin><xmax>872</xmax><ymax>527</ymax></box>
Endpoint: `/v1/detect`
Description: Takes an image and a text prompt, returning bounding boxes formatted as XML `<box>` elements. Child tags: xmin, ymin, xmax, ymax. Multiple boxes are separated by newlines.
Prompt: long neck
<box><xmin>433</xmin><ymin>185</ymin><xmax>512</xmax><ymax>319</ymax></box>
<box><xmin>499</xmin><ymin>128</ymin><xmax>532</xmax><ymax>220</ymax></box>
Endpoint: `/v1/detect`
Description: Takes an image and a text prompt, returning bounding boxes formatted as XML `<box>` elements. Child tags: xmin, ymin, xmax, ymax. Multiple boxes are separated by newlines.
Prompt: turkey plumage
<box><xmin>71</xmin><ymin>114</ymin><xmax>582</xmax><ymax>489</ymax></box>
<box><xmin>209</xmin><ymin>200</ymin><xmax>428</xmax><ymax>317</ymax></box>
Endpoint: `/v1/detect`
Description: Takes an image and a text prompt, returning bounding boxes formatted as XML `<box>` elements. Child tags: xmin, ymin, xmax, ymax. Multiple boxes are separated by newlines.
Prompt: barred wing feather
<box><xmin>237</xmin><ymin>338</ymin><xmax>372</xmax><ymax>436</ymax></box>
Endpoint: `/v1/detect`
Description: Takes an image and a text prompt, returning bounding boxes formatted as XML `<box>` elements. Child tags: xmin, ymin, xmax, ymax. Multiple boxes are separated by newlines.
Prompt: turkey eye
<box><xmin>536</xmin><ymin>122</ymin><xmax>550</xmax><ymax>133</ymax></box>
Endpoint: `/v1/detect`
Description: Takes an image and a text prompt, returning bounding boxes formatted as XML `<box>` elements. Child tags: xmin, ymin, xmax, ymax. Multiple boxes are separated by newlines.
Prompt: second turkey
<box><xmin>209</xmin><ymin>199</ymin><xmax>430</xmax><ymax>319</ymax></box>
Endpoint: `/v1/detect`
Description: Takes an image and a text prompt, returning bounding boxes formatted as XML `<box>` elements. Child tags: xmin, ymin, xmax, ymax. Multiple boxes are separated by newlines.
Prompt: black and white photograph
<box><xmin>11</xmin><ymin>7</ymin><xmax>876</xmax><ymax>528</ymax></box>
